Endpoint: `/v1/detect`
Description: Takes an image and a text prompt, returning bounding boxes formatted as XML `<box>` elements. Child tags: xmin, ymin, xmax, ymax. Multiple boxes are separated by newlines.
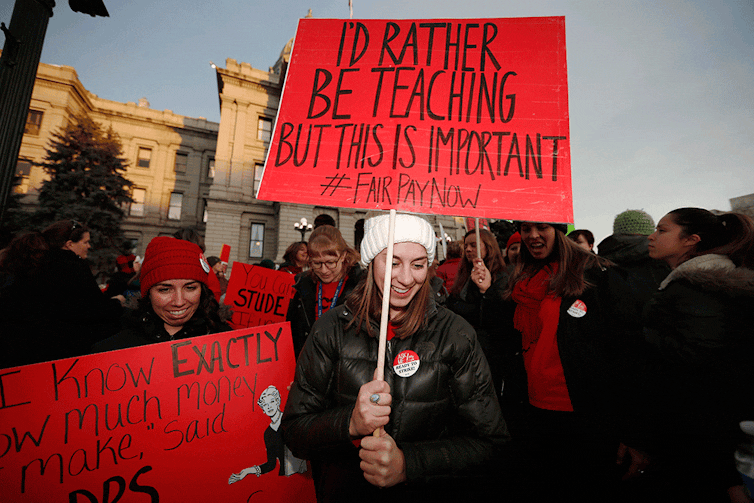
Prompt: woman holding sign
<box><xmin>282</xmin><ymin>213</ymin><xmax>507</xmax><ymax>502</ymax></box>
<box><xmin>504</xmin><ymin>221</ymin><xmax>648</xmax><ymax>501</ymax></box>
<box><xmin>93</xmin><ymin>236</ymin><xmax>231</xmax><ymax>351</ymax></box>
<box><xmin>286</xmin><ymin>225</ymin><xmax>363</xmax><ymax>358</ymax></box>
<box><xmin>446</xmin><ymin>228</ymin><xmax>509</xmax><ymax>400</ymax></box>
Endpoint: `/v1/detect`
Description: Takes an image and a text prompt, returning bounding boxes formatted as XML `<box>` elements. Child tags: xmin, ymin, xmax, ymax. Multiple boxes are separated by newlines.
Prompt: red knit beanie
<box><xmin>506</xmin><ymin>232</ymin><xmax>521</xmax><ymax>249</ymax></box>
<box><xmin>140</xmin><ymin>236</ymin><xmax>210</xmax><ymax>297</ymax></box>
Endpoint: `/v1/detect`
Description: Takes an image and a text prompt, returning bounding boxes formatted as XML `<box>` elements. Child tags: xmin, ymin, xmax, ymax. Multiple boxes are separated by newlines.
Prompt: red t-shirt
<box><xmin>315</xmin><ymin>275</ymin><xmax>348</xmax><ymax>320</ymax></box>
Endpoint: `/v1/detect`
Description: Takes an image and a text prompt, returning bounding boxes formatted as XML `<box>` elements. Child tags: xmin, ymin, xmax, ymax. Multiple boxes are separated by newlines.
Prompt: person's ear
<box><xmin>683</xmin><ymin>234</ymin><xmax>701</xmax><ymax>248</ymax></box>
<box><xmin>63</xmin><ymin>240</ymin><xmax>75</xmax><ymax>251</ymax></box>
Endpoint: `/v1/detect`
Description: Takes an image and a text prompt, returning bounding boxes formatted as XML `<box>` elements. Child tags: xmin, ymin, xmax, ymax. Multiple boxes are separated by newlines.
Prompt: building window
<box><xmin>257</xmin><ymin>117</ymin><xmax>272</xmax><ymax>142</ymax></box>
<box><xmin>14</xmin><ymin>160</ymin><xmax>32</xmax><ymax>194</ymax></box>
<box><xmin>174</xmin><ymin>152</ymin><xmax>188</xmax><ymax>173</ymax></box>
<box><xmin>25</xmin><ymin>110</ymin><xmax>43</xmax><ymax>136</ymax></box>
<box><xmin>254</xmin><ymin>163</ymin><xmax>264</xmax><ymax>196</ymax></box>
<box><xmin>249</xmin><ymin>223</ymin><xmax>264</xmax><ymax>258</ymax></box>
<box><xmin>207</xmin><ymin>158</ymin><xmax>215</xmax><ymax>179</ymax></box>
<box><xmin>168</xmin><ymin>192</ymin><xmax>183</xmax><ymax>220</ymax></box>
<box><xmin>137</xmin><ymin>147</ymin><xmax>152</xmax><ymax>168</ymax></box>
<box><xmin>130</xmin><ymin>187</ymin><xmax>146</xmax><ymax>217</ymax></box>
<box><xmin>202</xmin><ymin>199</ymin><xmax>208</xmax><ymax>223</ymax></box>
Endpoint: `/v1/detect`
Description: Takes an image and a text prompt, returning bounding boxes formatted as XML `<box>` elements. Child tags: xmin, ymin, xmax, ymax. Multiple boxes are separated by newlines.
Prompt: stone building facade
<box><xmin>13</xmin><ymin>36</ymin><xmax>467</xmax><ymax>268</ymax></box>
<box><xmin>15</xmin><ymin>60</ymin><xmax>219</xmax><ymax>255</ymax></box>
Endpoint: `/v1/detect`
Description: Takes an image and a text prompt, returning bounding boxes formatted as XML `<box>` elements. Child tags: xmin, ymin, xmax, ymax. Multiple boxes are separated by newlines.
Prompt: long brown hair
<box><xmin>506</xmin><ymin>224</ymin><xmax>611</xmax><ymax>298</ymax></box>
<box><xmin>451</xmin><ymin>229</ymin><xmax>505</xmax><ymax>295</ymax></box>
<box><xmin>345</xmin><ymin>262</ymin><xmax>431</xmax><ymax>340</ymax></box>
<box><xmin>669</xmin><ymin>208</ymin><xmax>754</xmax><ymax>268</ymax></box>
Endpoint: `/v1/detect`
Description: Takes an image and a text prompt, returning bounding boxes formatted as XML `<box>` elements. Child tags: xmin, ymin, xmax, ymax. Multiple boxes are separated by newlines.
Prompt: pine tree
<box><xmin>33</xmin><ymin>113</ymin><xmax>133</xmax><ymax>273</ymax></box>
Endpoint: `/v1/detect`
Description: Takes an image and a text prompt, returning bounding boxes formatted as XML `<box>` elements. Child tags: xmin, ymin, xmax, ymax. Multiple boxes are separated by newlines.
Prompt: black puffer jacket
<box><xmin>597</xmin><ymin>234</ymin><xmax>670</xmax><ymax>308</ymax></box>
<box><xmin>282</xmin><ymin>299</ymin><xmax>509</xmax><ymax>502</ymax></box>
<box><xmin>642</xmin><ymin>254</ymin><xmax>754</xmax><ymax>490</ymax></box>
<box><xmin>92</xmin><ymin>307</ymin><xmax>232</xmax><ymax>352</ymax></box>
<box><xmin>286</xmin><ymin>265</ymin><xmax>363</xmax><ymax>357</ymax></box>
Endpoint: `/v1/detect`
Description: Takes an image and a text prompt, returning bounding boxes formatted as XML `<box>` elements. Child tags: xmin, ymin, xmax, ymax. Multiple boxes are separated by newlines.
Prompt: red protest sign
<box><xmin>0</xmin><ymin>324</ymin><xmax>315</xmax><ymax>502</ymax></box>
<box><xmin>224</xmin><ymin>263</ymin><xmax>296</xmax><ymax>329</ymax></box>
<box><xmin>465</xmin><ymin>217</ymin><xmax>490</xmax><ymax>230</ymax></box>
<box><xmin>258</xmin><ymin>17</ymin><xmax>572</xmax><ymax>223</ymax></box>
<box><xmin>220</xmin><ymin>244</ymin><xmax>231</xmax><ymax>264</ymax></box>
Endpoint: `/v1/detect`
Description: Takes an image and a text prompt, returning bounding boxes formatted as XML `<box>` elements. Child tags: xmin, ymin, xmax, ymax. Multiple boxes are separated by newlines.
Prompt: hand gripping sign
<box><xmin>258</xmin><ymin>17</ymin><xmax>573</xmax><ymax>224</ymax></box>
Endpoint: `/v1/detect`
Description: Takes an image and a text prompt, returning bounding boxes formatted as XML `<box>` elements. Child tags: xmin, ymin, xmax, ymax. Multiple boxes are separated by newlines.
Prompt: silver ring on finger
<box><xmin>370</xmin><ymin>393</ymin><xmax>380</xmax><ymax>404</ymax></box>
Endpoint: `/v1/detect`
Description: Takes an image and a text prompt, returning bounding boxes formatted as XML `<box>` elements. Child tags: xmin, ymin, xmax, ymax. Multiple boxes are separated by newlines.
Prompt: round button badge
<box><xmin>567</xmin><ymin>299</ymin><xmax>587</xmax><ymax>318</ymax></box>
<box><xmin>393</xmin><ymin>350</ymin><xmax>420</xmax><ymax>378</ymax></box>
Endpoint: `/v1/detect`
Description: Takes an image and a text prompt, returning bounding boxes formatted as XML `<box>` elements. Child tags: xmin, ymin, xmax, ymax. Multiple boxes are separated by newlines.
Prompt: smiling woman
<box><xmin>282</xmin><ymin>213</ymin><xmax>508</xmax><ymax>502</ymax></box>
<box><xmin>92</xmin><ymin>237</ymin><xmax>232</xmax><ymax>352</ymax></box>
<box><xmin>499</xmin><ymin>220</ymin><xmax>650</xmax><ymax>501</ymax></box>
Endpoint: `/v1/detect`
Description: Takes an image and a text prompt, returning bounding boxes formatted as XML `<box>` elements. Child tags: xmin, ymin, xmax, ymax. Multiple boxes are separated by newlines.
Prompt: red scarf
<box><xmin>511</xmin><ymin>263</ymin><xmax>573</xmax><ymax>411</ymax></box>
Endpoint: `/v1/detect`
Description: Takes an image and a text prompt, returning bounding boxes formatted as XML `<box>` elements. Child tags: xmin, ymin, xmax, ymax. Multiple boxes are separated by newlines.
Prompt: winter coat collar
<box><xmin>336</xmin><ymin>292</ymin><xmax>439</xmax><ymax>338</ymax></box>
<box><xmin>659</xmin><ymin>254</ymin><xmax>754</xmax><ymax>294</ymax></box>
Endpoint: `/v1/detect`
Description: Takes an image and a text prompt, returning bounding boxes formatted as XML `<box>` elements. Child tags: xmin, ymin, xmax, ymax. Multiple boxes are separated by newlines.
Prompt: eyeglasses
<box><xmin>310</xmin><ymin>256</ymin><xmax>341</xmax><ymax>270</ymax></box>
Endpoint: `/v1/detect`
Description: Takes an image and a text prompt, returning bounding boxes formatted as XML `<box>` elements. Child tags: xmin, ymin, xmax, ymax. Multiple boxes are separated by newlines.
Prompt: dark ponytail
<box><xmin>669</xmin><ymin>208</ymin><xmax>754</xmax><ymax>267</ymax></box>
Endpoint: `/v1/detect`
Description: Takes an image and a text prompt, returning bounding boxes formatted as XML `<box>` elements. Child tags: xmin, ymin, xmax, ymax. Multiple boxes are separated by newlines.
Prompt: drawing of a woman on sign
<box><xmin>228</xmin><ymin>385</ymin><xmax>307</xmax><ymax>483</ymax></box>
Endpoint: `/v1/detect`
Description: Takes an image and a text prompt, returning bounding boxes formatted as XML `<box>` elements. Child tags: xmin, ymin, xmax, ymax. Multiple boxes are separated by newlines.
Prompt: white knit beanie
<box><xmin>360</xmin><ymin>213</ymin><xmax>436</xmax><ymax>267</ymax></box>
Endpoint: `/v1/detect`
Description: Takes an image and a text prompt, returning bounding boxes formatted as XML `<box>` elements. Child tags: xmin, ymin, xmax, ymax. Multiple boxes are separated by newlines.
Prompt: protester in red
<box><xmin>285</xmin><ymin>225</ymin><xmax>362</xmax><ymax>358</ymax></box>
<box><xmin>92</xmin><ymin>236</ymin><xmax>230</xmax><ymax>351</ymax></box>
<box><xmin>504</xmin><ymin>221</ymin><xmax>648</xmax><ymax>502</ymax></box>
<box><xmin>278</xmin><ymin>241</ymin><xmax>308</xmax><ymax>276</ymax></box>
<box><xmin>435</xmin><ymin>239</ymin><xmax>461</xmax><ymax>290</ymax></box>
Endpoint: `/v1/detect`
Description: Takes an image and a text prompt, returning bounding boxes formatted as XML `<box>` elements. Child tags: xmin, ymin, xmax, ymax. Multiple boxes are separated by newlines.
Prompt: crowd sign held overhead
<box><xmin>224</xmin><ymin>264</ymin><xmax>296</xmax><ymax>329</ymax></box>
<box><xmin>0</xmin><ymin>324</ymin><xmax>316</xmax><ymax>502</ymax></box>
<box><xmin>258</xmin><ymin>17</ymin><xmax>573</xmax><ymax>223</ymax></box>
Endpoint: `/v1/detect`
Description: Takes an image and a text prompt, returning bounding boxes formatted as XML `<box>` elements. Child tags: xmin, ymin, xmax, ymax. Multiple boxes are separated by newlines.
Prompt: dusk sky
<box><xmin>3</xmin><ymin>0</ymin><xmax>752</xmax><ymax>244</ymax></box>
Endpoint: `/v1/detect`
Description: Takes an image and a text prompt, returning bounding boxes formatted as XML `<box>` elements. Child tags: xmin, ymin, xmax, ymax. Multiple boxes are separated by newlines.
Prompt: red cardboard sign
<box><xmin>258</xmin><ymin>17</ymin><xmax>572</xmax><ymax>223</ymax></box>
<box><xmin>220</xmin><ymin>244</ymin><xmax>231</xmax><ymax>264</ymax></box>
<box><xmin>224</xmin><ymin>264</ymin><xmax>296</xmax><ymax>329</ymax></box>
<box><xmin>0</xmin><ymin>324</ymin><xmax>315</xmax><ymax>502</ymax></box>
<box><xmin>465</xmin><ymin>217</ymin><xmax>490</xmax><ymax>231</ymax></box>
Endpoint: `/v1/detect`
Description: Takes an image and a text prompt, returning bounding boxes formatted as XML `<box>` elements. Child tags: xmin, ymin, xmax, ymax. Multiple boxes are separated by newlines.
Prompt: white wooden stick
<box><xmin>373</xmin><ymin>209</ymin><xmax>396</xmax><ymax>438</ymax></box>
<box><xmin>375</xmin><ymin>209</ymin><xmax>396</xmax><ymax>382</ymax></box>
<box><xmin>439</xmin><ymin>222</ymin><xmax>447</xmax><ymax>260</ymax></box>
<box><xmin>475</xmin><ymin>217</ymin><xmax>482</xmax><ymax>260</ymax></box>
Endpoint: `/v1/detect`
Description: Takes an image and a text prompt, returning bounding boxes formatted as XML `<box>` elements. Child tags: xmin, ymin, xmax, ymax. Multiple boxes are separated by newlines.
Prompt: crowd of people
<box><xmin>0</xmin><ymin>207</ymin><xmax>752</xmax><ymax>502</ymax></box>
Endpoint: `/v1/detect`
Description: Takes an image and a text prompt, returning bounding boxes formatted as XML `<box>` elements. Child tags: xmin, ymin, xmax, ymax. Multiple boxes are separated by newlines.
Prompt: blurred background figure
<box><xmin>504</xmin><ymin>231</ymin><xmax>522</xmax><ymax>269</ymax></box>
<box><xmin>598</xmin><ymin>209</ymin><xmax>670</xmax><ymax>308</ymax></box>
<box><xmin>93</xmin><ymin>236</ymin><xmax>231</xmax><ymax>351</ymax></box>
<box><xmin>278</xmin><ymin>241</ymin><xmax>308</xmax><ymax>276</ymax></box>
<box><xmin>313</xmin><ymin>214</ymin><xmax>336</xmax><ymax>229</ymax></box>
<box><xmin>435</xmin><ymin>239</ymin><xmax>462</xmax><ymax>291</ymax></box>
<box><xmin>0</xmin><ymin>220</ymin><xmax>123</xmax><ymax>368</ymax></box>
<box><xmin>286</xmin><ymin>225</ymin><xmax>362</xmax><ymax>358</ymax></box>
<box><xmin>104</xmin><ymin>253</ymin><xmax>139</xmax><ymax>298</ymax></box>
<box><xmin>568</xmin><ymin>229</ymin><xmax>595</xmax><ymax>252</ymax></box>
<box><xmin>207</xmin><ymin>256</ymin><xmax>228</xmax><ymax>297</ymax></box>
